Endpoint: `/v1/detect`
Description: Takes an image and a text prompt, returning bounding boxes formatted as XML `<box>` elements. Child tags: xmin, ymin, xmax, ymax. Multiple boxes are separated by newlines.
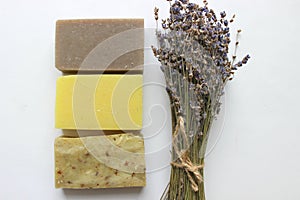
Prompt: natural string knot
<box><xmin>171</xmin><ymin>116</ymin><xmax>204</xmax><ymax>192</ymax></box>
<box><xmin>171</xmin><ymin>153</ymin><xmax>204</xmax><ymax>192</ymax></box>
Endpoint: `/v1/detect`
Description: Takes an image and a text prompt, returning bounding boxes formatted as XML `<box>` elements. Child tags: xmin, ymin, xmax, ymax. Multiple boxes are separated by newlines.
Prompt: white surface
<box><xmin>0</xmin><ymin>0</ymin><xmax>300</xmax><ymax>199</ymax></box>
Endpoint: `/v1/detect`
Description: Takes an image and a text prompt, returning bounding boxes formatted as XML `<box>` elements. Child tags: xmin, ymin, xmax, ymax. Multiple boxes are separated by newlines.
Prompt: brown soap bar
<box><xmin>55</xmin><ymin>19</ymin><xmax>144</xmax><ymax>73</ymax></box>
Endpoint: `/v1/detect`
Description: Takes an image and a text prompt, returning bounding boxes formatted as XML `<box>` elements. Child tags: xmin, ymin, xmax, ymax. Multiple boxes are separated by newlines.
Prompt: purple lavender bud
<box><xmin>186</xmin><ymin>14</ymin><xmax>192</xmax><ymax>21</ymax></box>
<box><xmin>171</xmin><ymin>6</ymin><xmax>181</xmax><ymax>13</ymax></box>
<box><xmin>220</xmin><ymin>11</ymin><xmax>226</xmax><ymax>18</ymax></box>
<box><xmin>224</xmin><ymin>20</ymin><xmax>228</xmax><ymax>26</ymax></box>
<box><xmin>196</xmin><ymin>11</ymin><xmax>203</xmax><ymax>16</ymax></box>
<box><xmin>224</xmin><ymin>27</ymin><xmax>230</xmax><ymax>33</ymax></box>
<box><xmin>242</xmin><ymin>55</ymin><xmax>250</xmax><ymax>63</ymax></box>
<box><xmin>174</xmin><ymin>14</ymin><xmax>183</xmax><ymax>21</ymax></box>
<box><xmin>187</xmin><ymin>3</ymin><xmax>196</xmax><ymax>10</ymax></box>
<box><xmin>179</xmin><ymin>0</ymin><xmax>188</xmax><ymax>4</ymax></box>
<box><xmin>237</xmin><ymin>61</ymin><xmax>243</xmax><ymax>67</ymax></box>
<box><xmin>173</xmin><ymin>21</ymin><xmax>180</xmax><ymax>27</ymax></box>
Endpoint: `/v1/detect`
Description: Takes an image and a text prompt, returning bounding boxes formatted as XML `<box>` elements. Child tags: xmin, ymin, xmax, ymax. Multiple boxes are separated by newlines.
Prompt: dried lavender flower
<box><xmin>153</xmin><ymin>1</ymin><xmax>250</xmax><ymax>200</ymax></box>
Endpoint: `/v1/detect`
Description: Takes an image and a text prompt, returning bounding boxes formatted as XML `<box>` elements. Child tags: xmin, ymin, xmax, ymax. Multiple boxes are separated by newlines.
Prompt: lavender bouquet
<box><xmin>152</xmin><ymin>0</ymin><xmax>250</xmax><ymax>199</ymax></box>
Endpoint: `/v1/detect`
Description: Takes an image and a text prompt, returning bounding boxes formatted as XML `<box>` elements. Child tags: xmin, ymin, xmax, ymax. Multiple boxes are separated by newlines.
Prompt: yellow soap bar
<box><xmin>55</xmin><ymin>134</ymin><xmax>146</xmax><ymax>189</ymax></box>
<box><xmin>55</xmin><ymin>75</ymin><xmax>143</xmax><ymax>130</ymax></box>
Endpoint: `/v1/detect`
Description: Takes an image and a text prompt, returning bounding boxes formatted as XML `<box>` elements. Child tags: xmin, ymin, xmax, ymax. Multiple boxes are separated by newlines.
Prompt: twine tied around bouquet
<box><xmin>171</xmin><ymin>116</ymin><xmax>204</xmax><ymax>192</ymax></box>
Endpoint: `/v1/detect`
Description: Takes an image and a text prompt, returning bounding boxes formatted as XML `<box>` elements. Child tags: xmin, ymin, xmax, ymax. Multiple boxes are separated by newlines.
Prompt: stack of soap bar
<box><xmin>54</xmin><ymin>19</ymin><xmax>145</xmax><ymax>189</ymax></box>
<box><xmin>55</xmin><ymin>134</ymin><xmax>146</xmax><ymax>189</ymax></box>
<box><xmin>55</xmin><ymin>19</ymin><xmax>144</xmax><ymax>73</ymax></box>
<box><xmin>55</xmin><ymin>74</ymin><xmax>143</xmax><ymax>130</ymax></box>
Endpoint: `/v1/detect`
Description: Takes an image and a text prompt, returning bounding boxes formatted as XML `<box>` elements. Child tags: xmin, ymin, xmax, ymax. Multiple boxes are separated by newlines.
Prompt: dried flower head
<box><xmin>154</xmin><ymin>7</ymin><xmax>159</xmax><ymax>21</ymax></box>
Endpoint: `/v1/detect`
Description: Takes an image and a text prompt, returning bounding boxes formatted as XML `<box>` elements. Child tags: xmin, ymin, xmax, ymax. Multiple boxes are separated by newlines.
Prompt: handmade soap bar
<box><xmin>55</xmin><ymin>19</ymin><xmax>144</xmax><ymax>72</ymax></box>
<box><xmin>55</xmin><ymin>134</ymin><xmax>146</xmax><ymax>189</ymax></box>
<box><xmin>55</xmin><ymin>75</ymin><xmax>143</xmax><ymax>130</ymax></box>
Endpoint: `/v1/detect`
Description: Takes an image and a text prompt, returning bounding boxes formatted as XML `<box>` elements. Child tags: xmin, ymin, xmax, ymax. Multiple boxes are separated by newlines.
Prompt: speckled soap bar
<box><xmin>55</xmin><ymin>134</ymin><xmax>146</xmax><ymax>189</ymax></box>
<box><xmin>55</xmin><ymin>19</ymin><xmax>144</xmax><ymax>73</ymax></box>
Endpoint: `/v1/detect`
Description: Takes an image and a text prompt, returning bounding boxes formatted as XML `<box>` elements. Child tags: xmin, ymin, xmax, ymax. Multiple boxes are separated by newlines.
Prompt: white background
<box><xmin>0</xmin><ymin>0</ymin><xmax>300</xmax><ymax>199</ymax></box>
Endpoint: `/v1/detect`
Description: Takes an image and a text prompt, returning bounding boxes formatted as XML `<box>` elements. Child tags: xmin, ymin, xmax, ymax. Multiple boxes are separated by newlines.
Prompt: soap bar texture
<box><xmin>55</xmin><ymin>19</ymin><xmax>144</xmax><ymax>72</ymax></box>
<box><xmin>55</xmin><ymin>134</ymin><xmax>146</xmax><ymax>189</ymax></box>
<box><xmin>55</xmin><ymin>75</ymin><xmax>143</xmax><ymax>130</ymax></box>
